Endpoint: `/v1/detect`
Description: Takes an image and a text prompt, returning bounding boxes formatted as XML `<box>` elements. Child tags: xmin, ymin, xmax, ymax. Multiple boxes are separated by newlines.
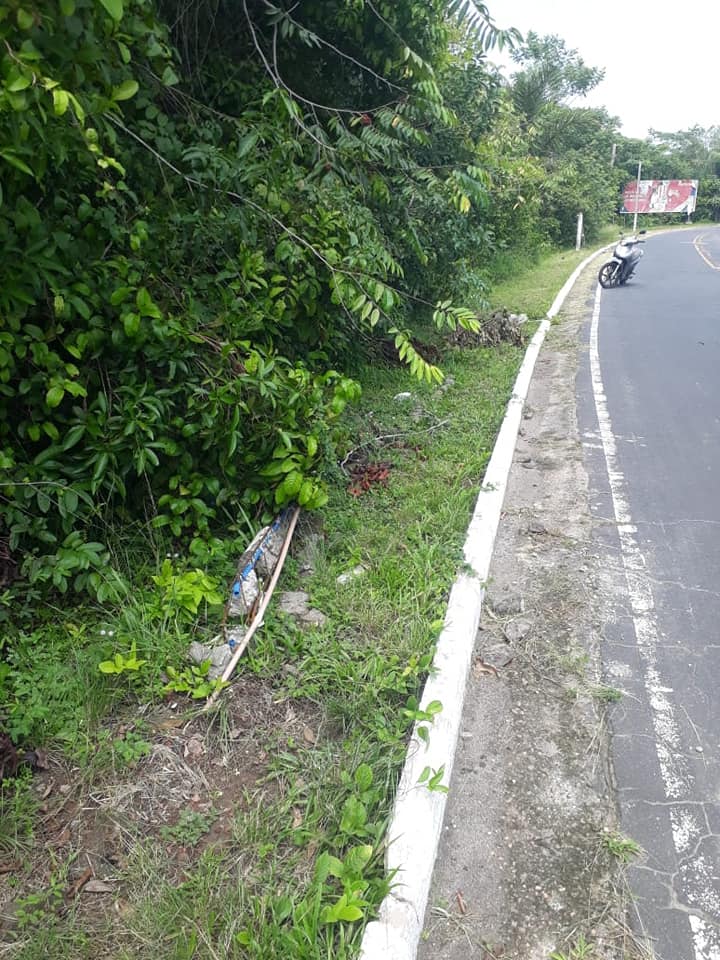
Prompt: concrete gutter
<box><xmin>358</xmin><ymin>243</ymin><xmax>613</xmax><ymax>960</ymax></box>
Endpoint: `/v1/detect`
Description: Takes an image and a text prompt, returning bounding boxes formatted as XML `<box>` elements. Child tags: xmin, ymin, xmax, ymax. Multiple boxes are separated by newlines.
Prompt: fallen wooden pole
<box><xmin>204</xmin><ymin>504</ymin><xmax>300</xmax><ymax>710</ymax></box>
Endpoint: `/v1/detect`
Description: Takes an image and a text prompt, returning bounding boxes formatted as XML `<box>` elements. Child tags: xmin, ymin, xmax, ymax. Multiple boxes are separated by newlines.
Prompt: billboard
<box><xmin>622</xmin><ymin>179</ymin><xmax>698</xmax><ymax>215</ymax></box>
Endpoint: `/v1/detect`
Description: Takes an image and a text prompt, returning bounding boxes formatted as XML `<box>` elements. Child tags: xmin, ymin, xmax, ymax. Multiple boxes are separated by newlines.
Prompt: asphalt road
<box><xmin>578</xmin><ymin>227</ymin><xmax>720</xmax><ymax>960</ymax></box>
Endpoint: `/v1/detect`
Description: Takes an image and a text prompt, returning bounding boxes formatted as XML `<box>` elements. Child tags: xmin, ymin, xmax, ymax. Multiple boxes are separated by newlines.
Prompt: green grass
<box><xmin>601</xmin><ymin>831</ymin><xmax>642</xmax><ymax>863</ymax></box>
<box><xmin>488</xmin><ymin>225</ymin><xmax>618</xmax><ymax>316</ymax></box>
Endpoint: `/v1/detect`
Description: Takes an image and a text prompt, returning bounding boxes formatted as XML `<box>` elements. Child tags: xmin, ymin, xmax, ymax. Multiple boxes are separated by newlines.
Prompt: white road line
<box><xmin>589</xmin><ymin>283</ymin><xmax>719</xmax><ymax>960</ymax></box>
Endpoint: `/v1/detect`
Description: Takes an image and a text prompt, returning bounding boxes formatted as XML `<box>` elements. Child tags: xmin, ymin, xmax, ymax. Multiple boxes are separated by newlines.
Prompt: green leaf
<box><xmin>340</xmin><ymin>797</ymin><xmax>367</xmax><ymax>835</ymax></box>
<box><xmin>6</xmin><ymin>70</ymin><xmax>31</xmax><ymax>92</ymax></box>
<box><xmin>161</xmin><ymin>66</ymin><xmax>179</xmax><ymax>86</ymax></box>
<box><xmin>337</xmin><ymin>904</ymin><xmax>363</xmax><ymax>922</ymax></box>
<box><xmin>52</xmin><ymin>89</ymin><xmax>69</xmax><ymax>116</ymax></box>
<box><xmin>62</xmin><ymin>424</ymin><xmax>85</xmax><ymax>451</ymax></box>
<box><xmin>110</xmin><ymin>286</ymin><xmax>132</xmax><ymax>306</ymax></box>
<box><xmin>354</xmin><ymin>764</ymin><xmax>373</xmax><ymax>792</ymax></box>
<box><xmin>90</xmin><ymin>454</ymin><xmax>108</xmax><ymax>490</ymax></box>
<box><xmin>67</xmin><ymin>93</ymin><xmax>85</xmax><ymax>123</ymax></box>
<box><xmin>46</xmin><ymin>385</ymin><xmax>64</xmax><ymax>408</ymax></box>
<box><xmin>16</xmin><ymin>8</ymin><xmax>33</xmax><ymax>29</ymax></box>
<box><xmin>7</xmin><ymin>91</ymin><xmax>28</xmax><ymax>112</ymax></box>
<box><xmin>135</xmin><ymin>287</ymin><xmax>161</xmax><ymax>318</ymax></box>
<box><xmin>297</xmin><ymin>479</ymin><xmax>313</xmax><ymax>507</ymax></box>
<box><xmin>60</xmin><ymin>0</ymin><xmax>76</xmax><ymax>14</ymax></box>
<box><xmin>97</xmin><ymin>0</ymin><xmax>123</xmax><ymax>20</ymax></box>
<box><xmin>325</xmin><ymin>855</ymin><xmax>345</xmax><ymax>878</ymax></box>
<box><xmin>112</xmin><ymin>79</ymin><xmax>138</xmax><ymax>101</ymax></box>
<box><xmin>64</xmin><ymin>489</ymin><xmax>79</xmax><ymax>515</ymax></box>
<box><xmin>122</xmin><ymin>312</ymin><xmax>140</xmax><ymax>336</ymax></box>
<box><xmin>0</xmin><ymin>150</ymin><xmax>33</xmax><ymax>176</ymax></box>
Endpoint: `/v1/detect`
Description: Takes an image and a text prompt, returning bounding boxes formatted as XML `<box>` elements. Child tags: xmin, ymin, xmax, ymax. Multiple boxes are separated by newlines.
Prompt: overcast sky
<box><xmin>487</xmin><ymin>0</ymin><xmax>720</xmax><ymax>139</ymax></box>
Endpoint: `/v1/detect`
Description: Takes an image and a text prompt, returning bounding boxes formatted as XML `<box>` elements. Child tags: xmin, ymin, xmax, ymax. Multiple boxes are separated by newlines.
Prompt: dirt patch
<box><xmin>0</xmin><ymin>674</ymin><xmax>321</xmax><ymax>937</ymax></box>
<box><xmin>418</xmin><ymin>271</ymin><xmax>651</xmax><ymax>959</ymax></box>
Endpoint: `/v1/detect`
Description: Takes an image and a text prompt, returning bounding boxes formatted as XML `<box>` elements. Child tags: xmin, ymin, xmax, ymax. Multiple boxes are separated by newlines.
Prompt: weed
<box><xmin>160</xmin><ymin>807</ymin><xmax>220</xmax><ymax>847</ymax></box>
<box><xmin>98</xmin><ymin>639</ymin><xmax>148</xmax><ymax>677</ymax></box>
<box><xmin>592</xmin><ymin>685</ymin><xmax>623</xmax><ymax>703</ymax></box>
<box><xmin>14</xmin><ymin>876</ymin><xmax>65</xmax><ymax>932</ymax></box>
<box><xmin>557</xmin><ymin>651</ymin><xmax>590</xmax><ymax>677</ymax></box>
<box><xmin>151</xmin><ymin>560</ymin><xmax>224</xmax><ymax>618</ymax></box>
<box><xmin>549</xmin><ymin>933</ymin><xmax>595</xmax><ymax>959</ymax></box>
<box><xmin>163</xmin><ymin>660</ymin><xmax>229</xmax><ymax>700</ymax></box>
<box><xmin>602</xmin><ymin>831</ymin><xmax>642</xmax><ymax>862</ymax></box>
<box><xmin>418</xmin><ymin>765</ymin><xmax>450</xmax><ymax>794</ymax></box>
<box><xmin>0</xmin><ymin>772</ymin><xmax>37</xmax><ymax>859</ymax></box>
<box><xmin>112</xmin><ymin>729</ymin><xmax>152</xmax><ymax>766</ymax></box>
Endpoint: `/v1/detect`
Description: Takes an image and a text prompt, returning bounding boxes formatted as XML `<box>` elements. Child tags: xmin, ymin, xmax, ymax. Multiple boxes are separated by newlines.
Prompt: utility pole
<box><xmin>610</xmin><ymin>143</ymin><xmax>617</xmax><ymax>167</ymax></box>
<box><xmin>632</xmin><ymin>160</ymin><xmax>643</xmax><ymax>233</ymax></box>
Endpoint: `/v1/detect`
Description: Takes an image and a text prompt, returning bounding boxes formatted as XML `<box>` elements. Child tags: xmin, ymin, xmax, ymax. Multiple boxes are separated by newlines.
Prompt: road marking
<box><xmin>589</xmin><ymin>283</ymin><xmax>720</xmax><ymax>960</ymax></box>
<box><xmin>693</xmin><ymin>233</ymin><xmax>720</xmax><ymax>271</ymax></box>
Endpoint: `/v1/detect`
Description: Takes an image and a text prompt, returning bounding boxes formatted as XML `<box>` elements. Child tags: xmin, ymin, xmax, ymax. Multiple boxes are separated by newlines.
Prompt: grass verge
<box><xmin>488</xmin><ymin>225</ymin><xmax>618</xmax><ymax>317</ymax></box>
<box><xmin>1</xmin><ymin>334</ymin><xmax>523</xmax><ymax>958</ymax></box>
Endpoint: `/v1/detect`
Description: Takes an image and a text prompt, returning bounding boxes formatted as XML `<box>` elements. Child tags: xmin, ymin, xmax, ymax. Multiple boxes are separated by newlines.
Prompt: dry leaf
<box><xmin>292</xmin><ymin>807</ymin><xmax>303</xmax><ymax>829</ymax></box>
<box><xmin>183</xmin><ymin>737</ymin><xmax>205</xmax><ymax>759</ymax></box>
<box><xmin>153</xmin><ymin>717</ymin><xmax>184</xmax><ymax>732</ymax></box>
<box><xmin>456</xmin><ymin>890</ymin><xmax>467</xmax><ymax>915</ymax></box>
<box><xmin>83</xmin><ymin>879</ymin><xmax>114</xmax><ymax>894</ymax></box>
<box><xmin>66</xmin><ymin>867</ymin><xmax>93</xmax><ymax>900</ymax></box>
<box><xmin>46</xmin><ymin>826</ymin><xmax>71</xmax><ymax>849</ymax></box>
<box><xmin>472</xmin><ymin>657</ymin><xmax>499</xmax><ymax>679</ymax></box>
<box><xmin>302</xmin><ymin>726</ymin><xmax>316</xmax><ymax>744</ymax></box>
<box><xmin>114</xmin><ymin>898</ymin><xmax>134</xmax><ymax>918</ymax></box>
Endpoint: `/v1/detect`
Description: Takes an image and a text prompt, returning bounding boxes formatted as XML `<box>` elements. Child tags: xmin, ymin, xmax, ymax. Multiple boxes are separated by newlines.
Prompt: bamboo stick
<box><xmin>204</xmin><ymin>505</ymin><xmax>300</xmax><ymax>710</ymax></box>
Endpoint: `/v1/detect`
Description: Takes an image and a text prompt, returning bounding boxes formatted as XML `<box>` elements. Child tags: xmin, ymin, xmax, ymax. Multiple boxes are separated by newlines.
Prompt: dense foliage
<box><xmin>0</xmin><ymin>0</ymin><xmax>499</xmax><ymax>595</ymax></box>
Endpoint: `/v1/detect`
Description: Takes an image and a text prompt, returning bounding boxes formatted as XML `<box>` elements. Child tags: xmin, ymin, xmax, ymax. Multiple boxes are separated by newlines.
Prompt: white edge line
<box><xmin>358</xmin><ymin>242</ymin><xmax>614</xmax><ymax>960</ymax></box>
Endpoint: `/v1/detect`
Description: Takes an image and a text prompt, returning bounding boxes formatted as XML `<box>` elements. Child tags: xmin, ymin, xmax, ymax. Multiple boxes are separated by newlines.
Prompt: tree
<box><xmin>510</xmin><ymin>32</ymin><xmax>604</xmax><ymax>127</ymax></box>
<box><xmin>0</xmin><ymin>0</ymin><xmax>521</xmax><ymax>596</ymax></box>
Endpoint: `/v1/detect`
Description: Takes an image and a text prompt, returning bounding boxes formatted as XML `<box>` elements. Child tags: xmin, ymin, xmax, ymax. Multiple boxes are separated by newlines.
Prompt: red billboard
<box><xmin>622</xmin><ymin>179</ymin><xmax>698</xmax><ymax>215</ymax></box>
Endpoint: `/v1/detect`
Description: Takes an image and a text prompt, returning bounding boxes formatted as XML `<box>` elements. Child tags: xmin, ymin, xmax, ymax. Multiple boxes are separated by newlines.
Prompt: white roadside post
<box><xmin>576</xmin><ymin>212</ymin><xmax>584</xmax><ymax>251</ymax></box>
<box><xmin>632</xmin><ymin>160</ymin><xmax>643</xmax><ymax>233</ymax></box>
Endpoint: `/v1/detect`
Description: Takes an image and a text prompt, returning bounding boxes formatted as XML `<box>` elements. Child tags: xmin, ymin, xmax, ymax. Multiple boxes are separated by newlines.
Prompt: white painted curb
<box><xmin>358</xmin><ymin>242</ymin><xmax>614</xmax><ymax>960</ymax></box>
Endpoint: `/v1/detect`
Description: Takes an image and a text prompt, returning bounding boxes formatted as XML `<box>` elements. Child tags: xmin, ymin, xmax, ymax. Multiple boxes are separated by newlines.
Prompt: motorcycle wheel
<box><xmin>598</xmin><ymin>262</ymin><xmax>619</xmax><ymax>289</ymax></box>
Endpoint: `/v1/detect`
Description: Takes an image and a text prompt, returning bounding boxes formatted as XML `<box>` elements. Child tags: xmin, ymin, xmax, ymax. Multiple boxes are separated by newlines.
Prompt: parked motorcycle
<box><xmin>598</xmin><ymin>230</ymin><xmax>646</xmax><ymax>288</ymax></box>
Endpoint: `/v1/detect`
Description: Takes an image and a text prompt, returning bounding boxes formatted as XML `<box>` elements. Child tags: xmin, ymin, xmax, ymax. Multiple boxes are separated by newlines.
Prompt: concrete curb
<box><xmin>358</xmin><ymin>242</ymin><xmax>613</xmax><ymax>960</ymax></box>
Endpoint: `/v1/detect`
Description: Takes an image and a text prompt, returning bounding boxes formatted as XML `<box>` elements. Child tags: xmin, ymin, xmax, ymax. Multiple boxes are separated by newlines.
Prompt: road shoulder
<box><xmin>418</xmin><ymin>268</ymin><xmax>649</xmax><ymax>960</ymax></box>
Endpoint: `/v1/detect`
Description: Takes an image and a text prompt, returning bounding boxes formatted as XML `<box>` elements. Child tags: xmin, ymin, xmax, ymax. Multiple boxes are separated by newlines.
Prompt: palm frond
<box><xmin>447</xmin><ymin>0</ymin><xmax>522</xmax><ymax>50</ymax></box>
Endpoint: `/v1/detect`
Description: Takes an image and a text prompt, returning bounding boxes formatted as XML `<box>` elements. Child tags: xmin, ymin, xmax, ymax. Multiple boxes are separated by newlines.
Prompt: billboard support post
<box><xmin>632</xmin><ymin>161</ymin><xmax>642</xmax><ymax>233</ymax></box>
